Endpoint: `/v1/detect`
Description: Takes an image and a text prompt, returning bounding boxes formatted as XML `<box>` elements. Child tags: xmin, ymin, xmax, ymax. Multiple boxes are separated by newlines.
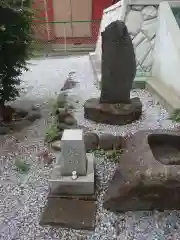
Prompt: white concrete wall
<box><xmin>92</xmin><ymin>0</ymin><xmax>177</xmax><ymax>78</ymax></box>
<box><xmin>94</xmin><ymin>1</ymin><xmax>126</xmax><ymax>62</ymax></box>
<box><xmin>152</xmin><ymin>1</ymin><xmax>180</xmax><ymax>96</ymax></box>
<box><xmin>93</xmin><ymin>0</ymin><xmax>160</xmax><ymax>74</ymax></box>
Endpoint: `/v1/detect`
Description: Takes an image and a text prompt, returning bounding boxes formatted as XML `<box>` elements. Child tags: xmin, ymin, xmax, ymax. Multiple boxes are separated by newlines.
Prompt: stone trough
<box><xmin>149</xmin><ymin>133</ymin><xmax>180</xmax><ymax>165</ymax></box>
<box><xmin>104</xmin><ymin>130</ymin><xmax>180</xmax><ymax>212</ymax></box>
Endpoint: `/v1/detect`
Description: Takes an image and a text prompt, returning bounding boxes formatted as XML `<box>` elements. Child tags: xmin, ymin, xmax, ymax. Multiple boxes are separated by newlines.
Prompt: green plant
<box><xmin>89</xmin><ymin>146</ymin><xmax>123</xmax><ymax>163</ymax></box>
<box><xmin>52</xmin><ymin>102</ymin><xmax>59</xmax><ymax>116</ymax></box>
<box><xmin>14</xmin><ymin>159</ymin><xmax>30</xmax><ymax>173</ymax></box>
<box><xmin>170</xmin><ymin>109</ymin><xmax>180</xmax><ymax>122</ymax></box>
<box><xmin>93</xmin><ymin>147</ymin><xmax>105</xmax><ymax>158</ymax></box>
<box><xmin>48</xmin><ymin>98</ymin><xmax>59</xmax><ymax>116</ymax></box>
<box><xmin>45</xmin><ymin>124</ymin><xmax>58</xmax><ymax>143</ymax></box>
<box><xmin>105</xmin><ymin>148</ymin><xmax>123</xmax><ymax>163</ymax></box>
<box><xmin>0</xmin><ymin>0</ymin><xmax>33</xmax><ymax>120</ymax></box>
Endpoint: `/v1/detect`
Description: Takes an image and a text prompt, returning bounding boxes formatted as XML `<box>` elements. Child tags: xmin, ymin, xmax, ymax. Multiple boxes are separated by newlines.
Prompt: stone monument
<box><xmin>49</xmin><ymin>129</ymin><xmax>95</xmax><ymax>195</ymax></box>
<box><xmin>84</xmin><ymin>20</ymin><xmax>142</xmax><ymax>125</ymax></box>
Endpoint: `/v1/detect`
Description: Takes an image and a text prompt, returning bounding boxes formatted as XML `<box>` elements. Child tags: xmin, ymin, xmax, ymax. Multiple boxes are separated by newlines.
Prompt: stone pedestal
<box><xmin>49</xmin><ymin>129</ymin><xmax>95</xmax><ymax>195</ymax></box>
<box><xmin>84</xmin><ymin>97</ymin><xmax>142</xmax><ymax>125</ymax></box>
<box><xmin>41</xmin><ymin>130</ymin><xmax>96</xmax><ymax>230</ymax></box>
<box><xmin>49</xmin><ymin>153</ymin><xmax>94</xmax><ymax>195</ymax></box>
<box><xmin>60</xmin><ymin>129</ymin><xmax>87</xmax><ymax>176</ymax></box>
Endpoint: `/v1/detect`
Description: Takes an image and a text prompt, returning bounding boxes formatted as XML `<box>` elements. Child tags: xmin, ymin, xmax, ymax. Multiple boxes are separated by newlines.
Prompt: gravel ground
<box><xmin>0</xmin><ymin>55</ymin><xmax>180</xmax><ymax>240</ymax></box>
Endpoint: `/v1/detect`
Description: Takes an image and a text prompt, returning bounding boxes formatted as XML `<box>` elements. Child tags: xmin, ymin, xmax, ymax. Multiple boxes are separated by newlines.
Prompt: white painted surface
<box><xmin>152</xmin><ymin>1</ymin><xmax>180</xmax><ymax>96</ymax></box>
<box><xmin>61</xmin><ymin>129</ymin><xmax>83</xmax><ymax>141</ymax></box>
<box><xmin>94</xmin><ymin>1</ymin><xmax>124</xmax><ymax>62</ymax></box>
<box><xmin>60</xmin><ymin>129</ymin><xmax>87</xmax><ymax>176</ymax></box>
<box><xmin>93</xmin><ymin>0</ymin><xmax>159</xmax><ymax>75</ymax></box>
<box><xmin>126</xmin><ymin>10</ymin><xmax>143</xmax><ymax>36</ymax></box>
<box><xmin>128</xmin><ymin>0</ymin><xmax>177</xmax><ymax>4</ymax></box>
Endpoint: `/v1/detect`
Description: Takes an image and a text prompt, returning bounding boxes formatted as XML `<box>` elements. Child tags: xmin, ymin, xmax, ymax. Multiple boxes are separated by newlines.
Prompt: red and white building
<box><xmin>32</xmin><ymin>0</ymin><xmax>116</xmax><ymax>45</ymax></box>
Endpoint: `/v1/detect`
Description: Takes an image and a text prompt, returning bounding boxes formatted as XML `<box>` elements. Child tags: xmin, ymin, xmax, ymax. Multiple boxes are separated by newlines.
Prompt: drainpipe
<box><xmin>43</xmin><ymin>0</ymin><xmax>50</xmax><ymax>41</ymax></box>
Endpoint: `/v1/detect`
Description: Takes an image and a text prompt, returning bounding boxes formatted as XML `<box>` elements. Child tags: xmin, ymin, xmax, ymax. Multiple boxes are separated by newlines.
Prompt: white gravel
<box><xmin>0</xmin><ymin>55</ymin><xmax>180</xmax><ymax>240</ymax></box>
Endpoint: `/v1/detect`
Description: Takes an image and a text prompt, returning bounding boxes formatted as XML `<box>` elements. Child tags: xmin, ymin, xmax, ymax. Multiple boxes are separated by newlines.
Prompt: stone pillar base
<box><xmin>49</xmin><ymin>153</ymin><xmax>95</xmax><ymax>195</ymax></box>
<box><xmin>84</xmin><ymin>97</ymin><xmax>142</xmax><ymax>125</ymax></box>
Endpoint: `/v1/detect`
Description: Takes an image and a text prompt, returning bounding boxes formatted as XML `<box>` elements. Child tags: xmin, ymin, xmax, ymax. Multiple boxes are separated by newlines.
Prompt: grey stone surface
<box><xmin>135</xmin><ymin>38</ymin><xmax>151</xmax><ymax>64</ymax></box>
<box><xmin>49</xmin><ymin>153</ymin><xmax>94</xmax><ymax>195</ymax></box>
<box><xmin>60</xmin><ymin>129</ymin><xmax>87</xmax><ymax>176</ymax></box>
<box><xmin>51</xmin><ymin>140</ymin><xmax>61</xmax><ymax>151</ymax></box>
<box><xmin>26</xmin><ymin>109</ymin><xmax>41</xmax><ymax>122</ymax></box>
<box><xmin>100</xmin><ymin>20</ymin><xmax>136</xmax><ymax>104</ymax></box>
<box><xmin>64</xmin><ymin>116</ymin><xmax>77</xmax><ymax>125</ymax></box>
<box><xmin>40</xmin><ymin>197</ymin><xmax>96</xmax><ymax>230</ymax></box>
<box><xmin>84</xmin><ymin>97</ymin><xmax>142</xmax><ymax>125</ymax></box>
<box><xmin>131</xmin><ymin>5</ymin><xmax>144</xmax><ymax>11</ymax></box>
<box><xmin>104</xmin><ymin>130</ymin><xmax>180</xmax><ymax>212</ymax></box>
<box><xmin>141</xmin><ymin>18</ymin><xmax>157</xmax><ymax>40</ymax></box>
<box><xmin>142</xmin><ymin>6</ymin><xmax>158</xmax><ymax>20</ymax></box>
<box><xmin>127</xmin><ymin>5</ymin><xmax>158</xmax><ymax>73</ymax></box>
<box><xmin>98</xmin><ymin>133</ymin><xmax>125</xmax><ymax>150</ymax></box>
<box><xmin>142</xmin><ymin>50</ymin><xmax>153</xmax><ymax>72</ymax></box>
<box><xmin>133</xmin><ymin>31</ymin><xmax>146</xmax><ymax>47</ymax></box>
<box><xmin>126</xmin><ymin>10</ymin><xmax>143</xmax><ymax>36</ymax></box>
<box><xmin>0</xmin><ymin>126</ymin><xmax>11</xmax><ymax>135</ymax></box>
<box><xmin>84</xmin><ymin>132</ymin><xmax>99</xmax><ymax>151</ymax></box>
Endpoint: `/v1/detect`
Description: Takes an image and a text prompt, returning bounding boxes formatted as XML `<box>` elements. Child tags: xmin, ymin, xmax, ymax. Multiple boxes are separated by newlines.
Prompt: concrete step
<box><xmin>146</xmin><ymin>77</ymin><xmax>180</xmax><ymax>114</ymax></box>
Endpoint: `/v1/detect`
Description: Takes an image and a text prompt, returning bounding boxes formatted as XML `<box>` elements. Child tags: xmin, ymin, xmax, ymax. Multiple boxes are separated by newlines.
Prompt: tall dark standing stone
<box><xmin>100</xmin><ymin>20</ymin><xmax>136</xmax><ymax>104</ymax></box>
<box><xmin>84</xmin><ymin>20</ymin><xmax>142</xmax><ymax>125</ymax></box>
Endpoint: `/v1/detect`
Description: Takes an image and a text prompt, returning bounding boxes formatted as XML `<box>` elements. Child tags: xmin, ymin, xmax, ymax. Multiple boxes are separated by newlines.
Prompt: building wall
<box><xmin>32</xmin><ymin>0</ymin><xmax>113</xmax><ymax>42</ymax></box>
<box><xmin>95</xmin><ymin>1</ymin><xmax>123</xmax><ymax>62</ymax></box>
<box><xmin>92</xmin><ymin>0</ymin><xmax>113</xmax><ymax>45</ymax></box>
<box><xmin>93</xmin><ymin>0</ymin><xmax>113</xmax><ymax>21</ymax></box>
<box><xmin>32</xmin><ymin>0</ymin><xmax>49</xmax><ymax>41</ymax></box>
<box><xmin>152</xmin><ymin>1</ymin><xmax>180</xmax><ymax>96</ymax></box>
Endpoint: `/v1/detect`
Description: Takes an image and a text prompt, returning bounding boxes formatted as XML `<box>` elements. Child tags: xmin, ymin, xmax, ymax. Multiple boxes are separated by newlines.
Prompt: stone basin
<box><xmin>103</xmin><ymin>130</ymin><xmax>180</xmax><ymax>212</ymax></box>
<box><xmin>148</xmin><ymin>134</ymin><xmax>180</xmax><ymax>165</ymax></box>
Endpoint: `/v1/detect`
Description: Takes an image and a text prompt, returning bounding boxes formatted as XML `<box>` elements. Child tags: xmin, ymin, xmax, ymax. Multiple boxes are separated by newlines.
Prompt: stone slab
<box><xmin>49</xmin><ymin>153</ymin><xmax>94</xmax><ymax>195</ymax></box>
<box><xmin>40</xmin><ymin>198</ymin><xmax>96</xmax><ymax>230</ymax></box>
<box><xmin>48</xmin><ymin>192</ymin><xmax>97</xmax><ymax>201</ymax></box>
<box><xmin>146</xmin><ymin>77</ymin><xmax>180</xmax><ymax>114</ymax></box>
<box><xmin>128</xmin><ymin>0</ymin><xmax>176</xmax><ymax>5</ymax></box>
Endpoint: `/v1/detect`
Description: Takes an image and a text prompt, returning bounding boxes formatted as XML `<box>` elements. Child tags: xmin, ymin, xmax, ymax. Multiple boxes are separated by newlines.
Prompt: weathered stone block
<box><xmin>104</xmin><ymin>130</ymin><xmax>180</xmax><ymax>212</ymax></box>
<box><xmin>60</xmin><ymin>129</ymin><xmax>87</xmax><ymax>176</ymax></box>
<box><xmin>84</xmin><ymin>97</ymin><xmax>142</xmax><ymax>125</ymax></box>
<box><xmin>100</xmin><ymin>20</ymin><xmax>136</xmax><ymax>104</ymax></box>
<box><xmin>49</xmin><ymin>153</ymin><xmax>94</xmax><ymax>195</ymax></box>
<box><xmin>40</xmin><ymin>197</ymin><xmax>96</xmax><ymax>230</ymax></box>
